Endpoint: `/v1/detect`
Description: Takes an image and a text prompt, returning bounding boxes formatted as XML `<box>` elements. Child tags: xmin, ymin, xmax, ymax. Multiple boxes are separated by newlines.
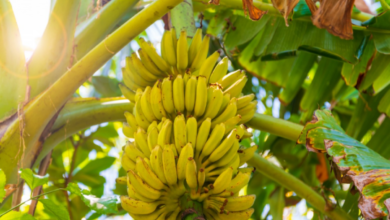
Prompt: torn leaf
<box><xmin>298</xmin><ymin>110</ymin><xmax>390</xmax><ymax>219</ymax></box>
<box><xmin>271</xmin><ymin>0</ymin><xmax>300</xmax><ymax>26</ymax></box>
<box><xmin>305</xmin><ymin>0</ymin><xmax>355</xmax><ymax>39</ymax></box>
<box><xmin>209</xmin><ymin>0</ymin><xmax>220</xmax><ymax>5</ymax></box>
<box><xmin>242</xmin><ymin>0</ymin><xmax>268</xmax><ymax>20</ymax></box>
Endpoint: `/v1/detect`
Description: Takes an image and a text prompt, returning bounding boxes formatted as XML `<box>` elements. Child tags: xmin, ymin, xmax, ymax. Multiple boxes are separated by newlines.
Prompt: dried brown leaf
<box><xmin>209</xmin><ymin>0</ymin><xmax>220</xmax><ymax>5</ymax></box>
<box><xmin>242</xmin><ymin>0</ymin><xmax>268</xmax><ymax>20</ymax></box>
<box><xmin>271</xmin><ymin>0</ymin><xmax>300</xmax><ymax>26</ymax></box>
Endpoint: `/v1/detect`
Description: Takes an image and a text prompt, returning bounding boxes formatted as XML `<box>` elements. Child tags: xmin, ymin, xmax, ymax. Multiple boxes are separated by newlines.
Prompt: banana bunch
<box><xmin>119</xmin><ymin>28</ymin><xmax>256</xmax><ymax>126</ymax></box>
<box><xmin>119</xmin><ymin>114</ymin><xmax>257</xmax><ymax>219</ymax></box>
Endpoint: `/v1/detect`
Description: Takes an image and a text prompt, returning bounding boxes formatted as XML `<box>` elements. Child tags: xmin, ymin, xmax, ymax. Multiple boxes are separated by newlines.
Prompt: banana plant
<box><xmin>1</xmin><ymin>0</ymin><xmax>390</xmax><ymax>219</ymax></box>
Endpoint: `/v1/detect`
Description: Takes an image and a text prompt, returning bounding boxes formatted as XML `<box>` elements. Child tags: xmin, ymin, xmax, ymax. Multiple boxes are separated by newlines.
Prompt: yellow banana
<box><xmin>119</xmin><ymin>83</ymin><xmax>135</xmax><ymax>102</ymax></box>
<box><xmin>177</xmin><ymin>143</ymin><xmax>194</xmax><ymax>180</ymax></box>
<box><xmin>219</xmin><ymin>70</ymin><xmax>244</xmax><ymax>89</ymax></box>
<box><xmin>237</xmin><ymin>94</ymin><xmax>255</xmax><ymax>110</ymax></box>
<box><xmin>139</xmin><ymin>37</ymin><xmax>170</xmax><ymax>72</ymax></box>
<box><xmin>224</xmin><ymin>195</ymin><xmax>256</xmax><ymax>211</ymax></box>
<box><xmin>167</xmin><ymin>206</ymin><xmax>181</xmax><ymax>220</ymax></box>
<box><xmin>174</xmin><ymin>114</ymin><xmax>187</xmax><ymax>153</ymax></box>
<box><xmin>131</xmin><ymin>53</ymin><xmax>159</xmax><ymax>81</ymax></box>
<box><xmin>231</xmin><ymin>154</ymin><xmax>240</xmax><ymax>175</ymax></box>
<box><xmin>224</xmin><ymin>115</ymin><xmax>242</xmax><ymax>135</ymax></box>
<box><xmin>122</xmin><ymin>123</ymin><xmax>134</xmax><ymax>138</ymax></box>
<box><xmin>217</xmin><ymin>208</ymin><xmax>254</xmax><ymax>220</ymax></box>
<box><xmin>158</xmin><ymin>119</ymin><xmax>172</xmax><ymax>146</ymax></box>
<box><xmin>239</xmin><ymin>108</ymin><xmax>256</xmax><ymax>124</ymax></box>
<box><xmin>223</xmin><ymin>75</ymin><xmax>248</xmax><ymax>98</ymax></box>
<box><xmin>199</xmin><ymin>50</ymin><xmax>221</xmax><ymax>82</ymax></box>
<box><xmin>162</xmin><ymin>30</ymin><xmax>177</xmax><ymax>67</ymax></box>
<box><xmin>211</xmin><ymin>167</ymin><xmax>233</xmax><ymax>194</ymax></box>
<box><xmin>134</xmin><ymin>96</ymin><xmax>150</xmax><ymax>129</ymax></box>
<box><xmin>126</xmin><ymin>57</ymin><xmax>154</xmax><ymax>87</ymax></box>
<box><xmin>203</xmin><ymin>87</ymin><xmax>224</xmax><ymax>120</ymax></box>
<box><xmin>130</xmin><ymin>207</ymin><xmax>167</xmax><ymax>220</ymax></box>
<box><xmin>237</xmin><ymin>100</ymin><xmax>257</xmax><ymax>115</ymax></box>
<box><xmin>214</xmin><ymin>140</ymin><xmax>240</xmax><ymax>168</ymax></box>
<box><xmin>186</xmin><ymin>157</ymin><xmax>198</xmax><ymax>190</ymax></box>
<box><xmin>236</xmin><ymin>124</ymin><xmax>246</xmax><ymax>139</ymax></box>
<box><xmin>199</xmin><ymin>123</ymin><xmax>226</xmax><ymax>161</ymax></box>
<box><xmin>163</xmin><ymin>147</ymin><xmax>178</xmax><ymax>186</ymax></box>
<box><xmin>186</xmin><ymin>116</ymin><xmax>197</xmax><ymax>147</ymax></box>
<box><xmin>177</xmin><ymin>30</ymin><xmax>188</xmax><ymax>70</ymax></box>
<box><xmin>228</xmin><ymin>168</ymin><xmax>254</xmax><ymax>193</ymax></box>
<box><xmin>218</xmin><ymin>93</ymin><xmax>231</xmax><ymax>115</ymax></box>
<box><xmin>238</xmin><ymin>145</ymin><xmax>258</xmax><ymax>166</ymax></box>
<box><xmin>134</xmin><ymin>127</ymin><xmax>151</xmax><ymax>157</ymax></box>
<box><xmin>150</xmin><ymin>146</ymin><xmax>168</xmax><ymax>184</ymax></box>
<box><xmin>208</xmin><ymin>129</ymin><xmax>238</xmax><ymax>163</ymax></box>
<box><xmin>121</xmin><ymin>153</ymin><xmax>135</xmax><ymax>171</ymax></box>
<box><xmin>171</xmin><ymin>27</ymin><xmax>178</xmax><ymax>55</ymax></box>
<box><xmin>194</xmin><ymin>76</ymin><xmax>208</xmax><ymax>117</ymax></box>
<box><xmin>161</xmin><ymin>77</ymin><xmax>175</xmax><ymax>114</ymax></box>
<box><xmin>147</xmin><ymin>125</ymin><xmax>159</xmax><ymax>151</ymax></box>
<box><xmin>173</xmin><ymin>75</ymin><xmax>185</xmax><ymax>113</ymax></box>
<box><xmin>124</xmin><ymin>142</ymin><xmax>145</xmax><ymax>161</ymax></box>
<box><xmin>124</xmin><ymin>111</ymin><xmax>138</xmax><ymax>129</ymax></box>
<box><xmin>198</xmin><ymin>168</ymin><xmax>205</xmax><ymax>192</ymax></box>
<box><xmin>167</xmin><ymin>144</ymin><xmax>178</xmax><ymax>158</ymax></box>
<box><xmin>185</xmin><ymin>76</ymin><xmax>197</xmax><ymax>113</ymax></box>
<box><xmin>116</xmin><ymin>176</ymin><xmax>127</xmax><ymax>185</ymax></box>
<box><xmin>188</xmin><ymin>28</ymin><xmax>202</xmax><ymax>66</ymax></box>
<box><xmin>136</xmin><ymin>157</ymin><xmax>166</xmax><ymax>190</ymax></box>
<box><xmin>211</xmin><ymin>98</ymin><xmax>237</xmax><ymax>127</ymax></box>
<box><xmin>128</xmin><ymin>170</ymin><xmax>162</xmax><ymax>200</ymax></box>
<box><xmin>138</xmin><ymin>48</ymin><xmax>165</xmax><ymax>76</ymax></box>
<box><xmin>150</xmin><ymin>81</ymin><xmax>167</xmax><ymax>120</ymax></box>
<box><xmin>122</xmin><ymin>66</ymin><xmax>139</xmax><ymax>91</ymax></box>
<box><xmin>140</xmin><ymin>86</ymin><xmax>157</xmax><ymax>122</ymax></box>
<box><xmin>191</xmin><ymin>34</ymin><xmax>210</xmax><ymax>70</ymax></box>
<box><xmin>209</xmin><ymin>56</ymin><xmax>229</xmax><ymax>83</ymax></box>
<box><xmin>195</xmin><ymin>118</ymin><xmax>211</xmax><ymax>160</ymax></box>
<box><xmin>120</xmin><ymin>196</ymin><xmax>159</xmax><ymax>215</ymax></box>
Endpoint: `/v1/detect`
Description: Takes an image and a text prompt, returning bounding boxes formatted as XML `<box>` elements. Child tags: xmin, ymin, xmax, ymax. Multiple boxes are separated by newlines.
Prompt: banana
<box><xmin>122</xmin><ymin>66</ymin><xmax>140</xmax><ymax>91</ymax></box>
<box><xmin>139</xmin><ymin>38</ymin><xmax>170</xmax><ymax>72</ymax></box>
<box><xmin>186</xmin><ymin>157</ymin><xmax>198</xmax><ymax>190</ymax></box>
<box><xmin>218</xmin><ymin>93</ymin><xmax>231</xmax><ymax>115</ymax></box>
<box><xmin>223</xmin><ymin>75</ymin><xmax>248</xmax><ymax>98</ymax></box>
<box><xmin>199</xmin><ymin>50</ymin><xmax>221</xmax><ymax>82</ymax></box>
<box><xmin>224</xmin><ymin>115</ymin><xmax>242</xmax><ymax>135</ymax></box>
<box><xmin>208</xmin><ymin>129</ymin><xmax>238</xmax><ymax>163</ymax></box>
<box><xmin>162</xmin><ymin>30</ymin><xmax>177</xmax><ymax>67</ymax></box>
<box><xmin>158</xmin><ymin>119</ymin><xmax>172</xmax><ymax>146</ymax></box>
<box><xmin>173</xmin><ymin>114</ymin><xmax>187</xmax><ymax>153</ymax></box>
<box><xmin>119</xmin><ymin>83</ymin><xmax>135</xmax><ymax>102</ymax></box>
<box><xmin>199</xmin><ymin>123</ymin><xmax>226</xmax><ymax>161</ymax></box>
<box><xmin>128</xmin><ymin>170</ymin><xmax>162</xmax><ymax>200</ymax></box>
<box><xmin>209</xmin><ymin>56</ymin><xmax>229</xmax><ymax>83</ymax></box>
<box><xmin>171</xmin><ymin>27</ymin><xmax>178</xmax><ymax>55</ymax></box>
<box><xmin>134</xmin><ymin>96</ymin><xmax>150</xmax><ymax>130</ymax></box>
<box><xmin>239</xmin><ymin>108</ymin><xmax>256</xmax><ymax>124</ymax></box>
<box><xmin>188</xmin><ymin>28</ymin><xmax>202</xmax><ymax>66</ymax></box>
<box><xmin>185</xmin><ymin>76</ymin><xmax>197</xmax><ymax>113</ymax></box>
<box><xmin>203</xmin><ymin>87</ymin><xmax>224</xmax><ymax>120</ymax></box>
<box><xmin>238</xmin><ymin>145</ymin><xmax>258</xmax><ymax>166</ymax></box>
<box><xmin>150</xmin><ymin>81</ymin><xmax>167</xmax><ymax>120</ymax></box>
<box><xmin>121</xmin><ymin>153</ymin><xmax>135</xmax><ymax>171</ymax></box>
<box><xmin>124</xmin><ymin>142</ymin><xmax>145</xmax><ymax>161</ymax></box>
<box><xmin>161</xmin><ymin>77</ymin><xmax>175</xmax><ymax>114</ymax></box>
<box><xmin>213</xmin><ymin>141</ymin><xmax>240</xmax><ymax>168</ymax></box>
<box><xmin>136</xmin><ymin>157</ymin><xmax>166</xmax><ymax>190</ymax></box>
<box><xmin>173</xmin><ymin>75</ymin><xmax>185</xmax><ymax>113</ymax></box>
<box><xmin>186</xmin><ymin>116</ymin><xmax>197</xmax><ymax>147</ymax></box>
<box><xmin>177</xmin><ymin>143</ymin><xmax>194</xmax><ymax>180</ymax></box>
<box><xmin>195</xmin><ymin>118</ymin><xmax>211</xmax><ymax>160</ymax></box>
<box><xmin>224</xmin><ymin>195</ymin><xmax>255</xmax><ymax>211</ymax></box>
<box><xmin>138</xmin><ymin>48</ymin><xmax>165</xmax><ymax>76</ymax></box>
<box><xmin>191</xmin><ymin>34</ymin><xmax>210</xmax><ymax>70</ymax></box>
<box><xmin>167</xmin><ymin>144</ymin><xmax>178</xmax><ymax>157</ymax></box>
<box><xmin>116</xmin><ymin>176</ymin><xmax>127</xmax><ymax>185</ymax></box>
<box><xmin>147</xmin><ymin>125</ymin><xmax>159</xmax><ymax>151</ymax></box>
<box><xmin>167</xmin><ymin>206</ymin><xmax>181</xmax><ymax>220</ymax></box>
<box><xmin>237</xmin><ymin>101</ymin><xmax>257</xmax><ymax>115</ymax></box>
<box><xmin>134</xmin><ymin>127</ymin><xmax>151</xmax><ymax>157</ymax></box>
<box><xmin>124</xmin><ymin>111</ymin><xmax>138</xmax><ymax>129</ymax></box>
<box><xmin>122</xmin><ymin>123</ymin><xmax>134</xmax><ymax>138</ymax></box>
<box><xmin>120</xmin><ymin>196</ymin><xmax>159</xmax><ymax>215</ymax></box>
<box><xmin>211</xmin><ymin>167</ymin><xmax>233</xmax><ymax>194</ymax></box>
<box><xmin>150</xmin><ymin>146</ymin><xmax>168</xmax><ymax>184</ymax></box>
<box><xmin>198</xmin><ymin>168</ymin><xmax>206</xmax><ymax>192</ymax></box>
<box><xmin>216</xmin><ymin>208</ymin><xmax>254</xmax><ymax>220</ymax></box>
<box><xmin>140</xmin><ymin>86</ymin><xmax>157</xmax><ymax>122</ymax></box>
<box><xmin>163</xmin><ymin>147</ymin><xmax>178</xmax><ymax>186</ymax></box>
<box><xmin>194</xmin><ymin>76</ymin><xmax>208</xmax><ymax>117</ymax></box>
<box><xmin>131</xmin><ymin>53</ymin><xmax>159</xmax><ymax>81</ymax></box>
<box><xmin>211</xmin><ymin>98</ymin><xmax>237</xmax><ymax>128</ymax></box>
<box><xmin>231</xmin><ymin>154</ymin><xmax>240</xmax><ymax>175</ymax></box>
<box><xmin>177</xmin><ymin>30</ymin><xmax>188</xmax><ymax>70</ymax></box>
<box><xmin>219</xmin><ymin>70</ymin><xmax>244</xmax><ymax>89</ymax></box>
<box><xmin>130</xmin><ymin>207</ymin><xmax>167</xmax><ymax>220</ymax></box>
<box><xmin>126</xmin><ymin>57</ymin><xmax>154</xmax><ymax>87</ymax></box>
<box><xmin>227</xmin><ymin>169</ymin><xmax>253</xmax><ymax>194</ymax></box>
<box><xmin>237</xmin><ymin>94</ymin><xmax>255</xmax><ymax>110</ymax></box>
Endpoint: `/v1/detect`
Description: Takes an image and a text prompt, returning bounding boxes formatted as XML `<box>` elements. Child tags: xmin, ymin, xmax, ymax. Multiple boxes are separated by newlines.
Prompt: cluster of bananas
<box><xmin>119</xmin><ymin>115</ymin><xmax>258</xmax><ymax>219</ymax></box>
<box><xmin>117</xmin><ymin>29</ymin><xmax>258</xmax><ymax>219</ymax></box>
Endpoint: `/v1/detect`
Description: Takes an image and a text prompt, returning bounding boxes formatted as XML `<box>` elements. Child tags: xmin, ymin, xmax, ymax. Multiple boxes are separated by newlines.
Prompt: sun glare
<box><xmin>10</xmin><ymin>0</ymin><xmax>51</xmax><ymax>59</ymax></box>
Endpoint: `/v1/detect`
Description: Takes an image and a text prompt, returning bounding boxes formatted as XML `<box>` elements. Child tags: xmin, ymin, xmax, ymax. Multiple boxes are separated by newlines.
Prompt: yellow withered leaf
<box><xmin>242</xmin><ymin>0</ymin><xmax>268</xmax><ymax>20</ymax></box>
<box><xmin>271</xmin><ymin>0</ymin><xmax>300</xmax><ymax>26</ymax></box>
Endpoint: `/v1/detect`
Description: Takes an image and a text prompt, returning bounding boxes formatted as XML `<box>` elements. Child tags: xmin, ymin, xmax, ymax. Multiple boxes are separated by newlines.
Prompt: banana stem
<box><xmin>180</xmin><ymin>193</ymin><xmax>205</xmax><ymax>220</ymax></box>
<box><xmin>246</xmin><ymin>113</ymin><xmax>304</xmax><ymax>141</ymax></box>
<box><xmin>171</xmin><ymin>0</ymin><xmax>197</xmax><ymax>38</ymax></box>
<box><xmin>247</xmin><ymin>154</ymin><xmax>354</xmax><ymax>220</ymax></box>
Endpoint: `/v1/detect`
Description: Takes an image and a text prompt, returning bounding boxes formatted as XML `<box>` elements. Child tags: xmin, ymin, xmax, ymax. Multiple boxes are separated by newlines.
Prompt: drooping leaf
<box><xmin>66</xmin><ymin>183</ymin><xmax>118</xmax><ymax>214</ymax></box>
<box><xmin>40</xmin><ymin>199</ymin><xmax>70</xmax><ymax>220</ymax></box>
<box><xmin>0</xmin><ymin>211</ymin><xmax>36</xmax><ymax>220</ymax></box>
<box><xmin>298</xmin><ymin>110</ymin><xmax>390</xmax><ymax>219</ymax></box>
<box><xmin>0</xmin><ymin>169</ymin><xmax>5</xmax><ymax>203</ymax></box>
<box><xmin>367</xmin><ymin>118</ymin><xmax>390</xmax><ymax>158</ymax></box>
<box><xmin>20</xmin><ymin>168</ymin><xmax>49</xmax><ymax>190</ymax></box>
<box><xmin>358</xmin><ymin>53</ymin><xmax>390</xmax><ymax>91</ymax></box>
<box><xmin>271</xmin><ymin>0</ymin><xmax>299</xmax><ymax>25</ymax></box>
<box><xmin>362</xmin><ymin>10</ymin><xmax>390</xmax><ymax>54</ymax></box>
<box><xmin>242</xmin><ymin>0</ymin><xmax>267</xmax><ymax>20</ymax></box>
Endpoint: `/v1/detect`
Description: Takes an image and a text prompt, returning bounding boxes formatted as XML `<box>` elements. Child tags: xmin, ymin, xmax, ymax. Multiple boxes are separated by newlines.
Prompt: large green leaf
<box><xmin>298</xmin><ymin>110</ymin><xmax>390</xmax><ymax>219</ymax></box>
<box><xmin>40</xmin><ymin>199</ymin><xmax>70</xmax><ymax>220</ymax></box>
<box><xmin>362</xmin><ymin>10</ymin><xmax>390</xmax><ymax>54</ymax></box>
<box><xmin>0</xmin><ymin>1</ymin><xmax>26</xmax><ymax>122</ymax></box>
<box><xmin>20</xmin><ymin>168</ymin><xmax>49</xmax><ymax>190</ymax></box>
<box><xmin>367</xmin><ymin>118</ymin><xmax>390</xmax><ymax>158</ymax></box>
